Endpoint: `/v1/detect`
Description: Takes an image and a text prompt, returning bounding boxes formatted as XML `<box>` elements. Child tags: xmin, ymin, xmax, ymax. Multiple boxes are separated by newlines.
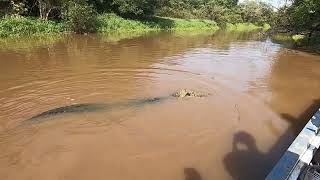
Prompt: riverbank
<box><xmin>272</xmin><ymin>33</ymin><xmax>320</xmax><ymax>54</ymax></box>
<box><xmin>0</xmin><ymin>14</ymin><xmax>268</xmax><ymax>38</ymax></box>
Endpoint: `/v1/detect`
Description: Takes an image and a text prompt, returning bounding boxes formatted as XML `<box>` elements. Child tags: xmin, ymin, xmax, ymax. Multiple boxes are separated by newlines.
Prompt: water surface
<box><xmin>1</xmin><ymin>31</ymin><xmax>320</xmax><ymax>180</ymax></box>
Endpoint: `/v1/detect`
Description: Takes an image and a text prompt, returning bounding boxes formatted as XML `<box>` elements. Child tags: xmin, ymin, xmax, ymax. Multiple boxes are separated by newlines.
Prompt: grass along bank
<box><xmin>0</xmin><ymin>14</ymin><xmax>270</xmax><ymax>38</ymax></box>
<box><xmin>272</xmin><ymin>33</ymin><xmax>320</xmax><ymax>53</ymax></box>
<box><xmin>225</xmin><ymin>23</ymin><xmax>270</xmax><ymax>32</ymax></box>
<box><xmin>95</xmin><ymin>14</ymin><xmax>221</xmax><ymax>33</ymax></box>
<box><xmin>0</xmin><ymin>16</ymin><xmax>65</xmax><ymax>38</ymax></box>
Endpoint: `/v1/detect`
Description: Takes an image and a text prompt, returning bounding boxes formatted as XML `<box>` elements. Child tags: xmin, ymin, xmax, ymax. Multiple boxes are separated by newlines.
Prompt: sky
<box><xmin>238</xmin><ymin>0</ymin><xmax>288</xmax><ymax>8</ymax></box>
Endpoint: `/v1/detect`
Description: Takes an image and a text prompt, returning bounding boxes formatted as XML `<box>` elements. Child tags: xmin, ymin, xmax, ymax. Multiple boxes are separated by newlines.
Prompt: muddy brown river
<box><xmin>1</xmin><ymin>31</ymin><xmax>320</xmax><ymax>180</ymax></box>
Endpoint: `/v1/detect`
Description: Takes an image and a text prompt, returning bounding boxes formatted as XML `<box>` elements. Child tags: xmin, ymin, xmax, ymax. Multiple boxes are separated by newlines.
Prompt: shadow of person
<box><xmin>184</xmin><ymin>168</ymin><xmax>202</xmax><ymax>180</ymax></box>
<box><xmin>223</xmin><ymin>131</ymin><xmax>271</xmax><ymax>180</ymax></box>
<box><xmin>224</xmin><ymin>99</ymin><xmax>320</xmax><ymax>180</ymax></box>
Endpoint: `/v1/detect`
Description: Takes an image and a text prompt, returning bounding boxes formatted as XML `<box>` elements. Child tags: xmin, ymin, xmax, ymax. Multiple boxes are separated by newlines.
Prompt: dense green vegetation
<box><xmin>97</xmin><ymin>14</ymin><xmax>220</xmax><ymax>33</ymax></box>
<box><xmin>0</xmin><ymin>0</ymin><xmax>274</xmax><ymax>37</ymax></box>
<box><xmin>0</xmin><ymin>16</ymin><xmax>64</xmax><ymax>37</ymax></box>
<box><xmin>271</xmin><ymin>0</ymin><xmax>320</xmax><ymax>49</ymax></box>
<box><xmin>273</xmin><ymin>0</ymin><xmax>319</xmax><ymax>35</ymax></box>
<box><xmin>225</xmin><ymin>23</ymin><xmax>267</xmax><ymax>32</ymax></box>
<box><xmin>155</xmin><ymin>0</ymin><xmax>274</xmax><ymax>26</ymax></box>
<box><xmin>0</xmin><ymin>14</ymin><xmax>221</xmax><ymax>37</ymax></box>
<box><xmin>0</xmin><ymin>0</ymin><xmax>318</xmax><ymax>52</ymax></box>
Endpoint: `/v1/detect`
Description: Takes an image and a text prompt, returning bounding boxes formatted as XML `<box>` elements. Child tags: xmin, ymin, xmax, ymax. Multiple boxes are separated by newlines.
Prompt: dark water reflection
<box><xmin>0</xmin><ymin>31</ymin><xmax>320</xmax><ymax>180</ymax></box>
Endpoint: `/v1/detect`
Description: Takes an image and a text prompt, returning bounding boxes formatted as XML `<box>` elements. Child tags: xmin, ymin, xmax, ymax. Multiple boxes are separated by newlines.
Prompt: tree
<box><xmin>37</xmin><ymin>0</ymin><xmax>62</xmax><ymax>20</ymax></box>
<box><xmin>274</xmin><ymin>0</ymin><xmax>320</xmax><ymax>35</ymax></box>
<box><xmin>10</xmin><ymin>0</ymin><xmax>28</xmax><ymax>16</ymax></box>
<box><xmin>237</xmin><ymin>1</ymin><xmax>274</xmax><ymax>25</ymax></box>
<box><xmin>62</xmin><ymin>0</ymin><xmax>97</xmax><ymax>33</ymax></box>
<box><xmin>111</xmin><ymin>0</ymin><xmax>157</xmax><ymax>16</ymax></box>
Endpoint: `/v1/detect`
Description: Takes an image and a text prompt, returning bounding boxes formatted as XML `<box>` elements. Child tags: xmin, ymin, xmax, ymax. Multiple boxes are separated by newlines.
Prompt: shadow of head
<box><xmin>184</xmin><ymin>168</ymin><xmax>202</xmax><ymax>180</ymax></box>
<box><xmin>232</xmin><ymin>131</ymin><xmax>258</xmax><ymax>152</ymax></box>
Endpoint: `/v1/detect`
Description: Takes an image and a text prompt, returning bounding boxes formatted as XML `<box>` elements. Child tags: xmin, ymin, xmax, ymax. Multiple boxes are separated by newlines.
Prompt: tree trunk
<box><xmin>38</xmin><ymin>0</ymin><xmax>45</xmax><ymax>19</ymax></box>
<box><xmin>38</xmin><ymin>0</ymin><xmax>51</xmax><ymax>20</ymax></box>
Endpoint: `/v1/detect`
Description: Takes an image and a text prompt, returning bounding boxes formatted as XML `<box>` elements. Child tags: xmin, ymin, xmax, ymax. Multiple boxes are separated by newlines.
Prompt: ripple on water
<box><xmin>1</xmin><ymin>32</ymin><xmax>320</xmax><ymax>180</ymax></box>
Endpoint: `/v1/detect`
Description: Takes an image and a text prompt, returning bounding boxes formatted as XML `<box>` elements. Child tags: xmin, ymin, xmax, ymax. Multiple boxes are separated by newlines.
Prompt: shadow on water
<box><xmin>184</xmin><ymin>168</ymin><xmax>203</xmax><ymax>180</ymax></box>
<box><xmin>184</xmin><ymin>99</ymin><xmax>320</xmax><ymax>180</ymax></box>
<box><xmin>281</xmin><ymin>99</ymin><xmax>320</xmax><ymax>135</ymax></box>
<box><xmin>271</xmin><ymin>34</ymin><xmax>320</xmax><ymax>55</ymax></box>
<box><xmin>224</xmin><ymin>131</ymin><xmax>270</xmax><ymax>179</ymax></box>
<box><xmin>223</xmin><ymin>99</ymin><xmax>320</xmax><ymax>179</ymax></box>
